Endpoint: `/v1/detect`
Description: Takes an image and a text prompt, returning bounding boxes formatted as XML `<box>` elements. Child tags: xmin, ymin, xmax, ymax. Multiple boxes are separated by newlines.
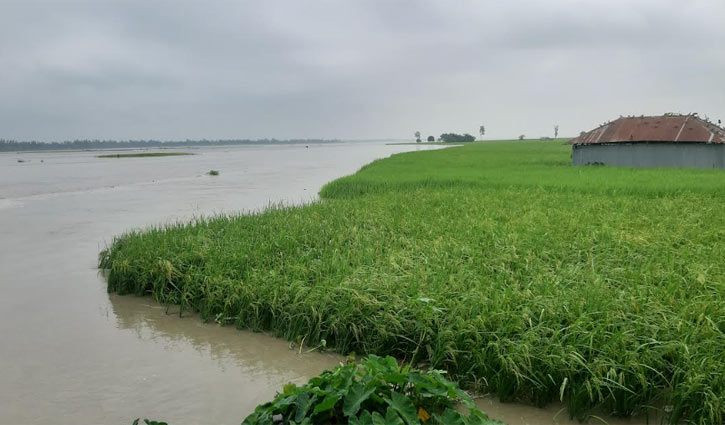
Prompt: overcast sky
<box><xmin>1</xmin><ymin>1</ymin><xmax>724</xmax><ymax>141</ymax></box>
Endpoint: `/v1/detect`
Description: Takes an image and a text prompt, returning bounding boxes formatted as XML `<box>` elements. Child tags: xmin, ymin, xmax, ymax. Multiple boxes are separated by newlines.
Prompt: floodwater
<box><xmin>0</xmin><ymin>143</ymin><xmax>656</xmax><ymax>425</ymax></box>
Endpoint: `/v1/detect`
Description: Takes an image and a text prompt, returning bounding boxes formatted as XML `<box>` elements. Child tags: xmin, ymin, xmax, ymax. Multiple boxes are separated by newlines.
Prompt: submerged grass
<box><xmin>97</xmin><ymin>152</ymin><xmax>193</xmax><ymax>158</ymax></box>
<box><xmin>100</xmin><ymin>141</ymin><xmax>725</xmax><ymax>424</ymax></box>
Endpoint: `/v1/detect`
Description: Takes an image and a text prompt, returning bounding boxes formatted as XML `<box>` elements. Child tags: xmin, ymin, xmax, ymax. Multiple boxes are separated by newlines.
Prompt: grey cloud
<box><xmin>1</xmin><ymin>0</ymin><xmax>724</xmax><ymax>141</ymax></box>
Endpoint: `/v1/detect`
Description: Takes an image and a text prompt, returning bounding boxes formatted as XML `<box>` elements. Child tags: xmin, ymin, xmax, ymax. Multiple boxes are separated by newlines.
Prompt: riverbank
<box><xmin>100</xmin><ymin>141</ymin><xmax>725</xmax><ymax>424</ymax></box>
<box><xmin>3</xmin><ymin>143</ymin><xmax>448</xmax><ymax>425</ymax></box>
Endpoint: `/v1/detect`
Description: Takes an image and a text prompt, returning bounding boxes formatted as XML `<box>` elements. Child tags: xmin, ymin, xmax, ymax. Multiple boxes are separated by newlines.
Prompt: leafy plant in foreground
<box><xmin>242</xmin><ymin>355</ymin><xmax>500</xmax><ymax>425</ymax></box>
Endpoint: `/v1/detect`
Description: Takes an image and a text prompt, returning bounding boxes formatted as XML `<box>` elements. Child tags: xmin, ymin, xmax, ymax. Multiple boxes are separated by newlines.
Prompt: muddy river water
<box><xmin>0</xmin><ymin>143</ymin><xmax>653</xmax><ymax>425</ymax></box>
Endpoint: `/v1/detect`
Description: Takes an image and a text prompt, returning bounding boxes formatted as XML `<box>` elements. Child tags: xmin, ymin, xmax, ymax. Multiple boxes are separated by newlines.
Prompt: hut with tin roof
<box><xmin>570</xmin><ymin>113</ymin><xmax>725</xmax><ymax>168</ymax></box>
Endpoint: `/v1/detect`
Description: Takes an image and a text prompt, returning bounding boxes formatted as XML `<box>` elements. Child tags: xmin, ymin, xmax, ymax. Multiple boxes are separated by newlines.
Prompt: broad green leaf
<box><xmin>459</xmin><ymin>397</ymin><xmax>477</xmax><ymax>410</ymax></box>
<box><xmin>370</xmin><ymin>392</ymin><xmax>385</xmax><ymax>404</ymax></box>
<box><xmin>463</xmin><ymin>409</ymin><xmax>502</xmax><ymax>425</ymax></box>
<box><xmin>454</xmin><ymin>387</ymin><xmax>473</xmax><ymax>402</ymax></box>
<box><xmin>294</xmin><ymin>393</ymin><xmax>317</xmax><ymax>423</ymax></box>
<box><xmin>383</xmin><ymin>356</ymin><xmax>398</xmax><ymax>369</ymax></box>
<box><xmin>271</xmin><ymin>395</ymin><xmax>295</xmax><ymax>410</ymax></box>
<box><xmin>358</xmin><ymin>410</ymin><xmax>374</xmax><ymax>425</ymax></box>
<box><xmin>410</xmin><ymin>376</ymin><xmax>448</xmax><ymax>398</ymax></box>
<box><xmin>343</xmin><ymin>383</ymin><xmax>376</xmax><ymax>417</ymax></box>
<box><xmin>312</xmin><ymin>394</ymin><xmax>340</xmax><ymax>414</ymax></box>
<box><xmin>242</xmin><ymin>413</ymin><xmax>274</xmax><ymax>425</ymax></box>
<box><xmin>385</xmin><ymin>406</ymin><xmax>405</xmax><ymax>425</ymax></box>
<box><xmin>433</xmin><ymin>408</ymin><xmax>466</xmax><ymax>425</ymax></box>
<box><xmin>384</xmin><ymin>371</ymin><xmax>408</xmax><ymax>386</ymax></box>
<box><xmin>371</xmin><ymin>411</ymin><xmax>387</xmax><ymax>425</ymax></box>
<box><xmin>349</xmin><ymin>410</ymin><xmax>376</xmax><ymax>425</ymax></box>
<box><xmin>383</xmin><ymin>392</ymin><xmax>419</xmax><ymax>425</ymax></box>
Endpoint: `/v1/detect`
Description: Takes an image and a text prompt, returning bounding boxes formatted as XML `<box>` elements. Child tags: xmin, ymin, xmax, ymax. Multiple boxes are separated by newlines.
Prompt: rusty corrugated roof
<box><xmin>569</xmin><ymin>114</ymin><xmax>725</xmax><ymax>145</ymax></box>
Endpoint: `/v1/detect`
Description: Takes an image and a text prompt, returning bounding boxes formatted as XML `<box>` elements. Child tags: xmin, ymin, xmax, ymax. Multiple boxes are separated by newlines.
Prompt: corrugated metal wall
<box><xmin>572</xmin><ymin>143</ymin><xmax>725</xmax><ymax>168</ymax></box>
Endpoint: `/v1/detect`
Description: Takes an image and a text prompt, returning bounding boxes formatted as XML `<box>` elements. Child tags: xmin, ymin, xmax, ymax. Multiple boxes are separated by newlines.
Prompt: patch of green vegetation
<box><xmin>97</xmin><ymin>152</ymin><xmax>193</xmax><ymax>158</ymax></box>
<box><xmin>385</xmin><ymin>142</ymin><xmax>456</xmax><ymax>146</ymax></box>
<box><xmin>243</xmin><ymin>355</ymin><xmax>500</xmax><ymax>425</ymax></box>
<box><xmin>208</xmin><ymin>169</ymin><xmax>220</xmax><ymax>176</ymax></box>
<box><xmin>438</xmin><ymin>133</ymin><xmax>475</xmax><ymax>143</ymax></box>
<box><xmin>100</xmin><ymin>141</ymin><xmax>725</xmax><ymax>424</ymax></box>
<box><xmin>320</xmin><ymin>141</ymin><xmax>725</xmax><ymax>199</ymax></box>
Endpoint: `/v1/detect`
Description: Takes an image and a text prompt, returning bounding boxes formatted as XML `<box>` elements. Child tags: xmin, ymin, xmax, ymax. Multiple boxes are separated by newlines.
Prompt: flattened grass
<box><xmin>100</xmin><ymin>141</ymin><xmax>725</xmax><ymax>423</ymax></box>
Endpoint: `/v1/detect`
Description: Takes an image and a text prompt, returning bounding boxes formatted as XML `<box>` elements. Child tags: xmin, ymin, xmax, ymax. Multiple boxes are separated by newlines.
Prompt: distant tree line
<box><xmin>438</xmin><ymin>133</ymin><xmax>475</xmax><ymax>143</ymax></box>
<box><xmin>0</xmin><ymin>138</ymin><xmax>339</xmax><ymax>152</ymax></box>
<box><xmin>412</xmin><ymin>122</ymin><xmax>563</xmax><ymax>143</ymax></box>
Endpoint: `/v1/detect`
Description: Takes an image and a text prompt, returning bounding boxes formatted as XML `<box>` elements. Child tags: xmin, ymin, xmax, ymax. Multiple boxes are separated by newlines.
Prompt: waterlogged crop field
<box><xmin>100</xmin><ymin>142</ymin><xmax>725</xmax><ymax>424</ymax></box>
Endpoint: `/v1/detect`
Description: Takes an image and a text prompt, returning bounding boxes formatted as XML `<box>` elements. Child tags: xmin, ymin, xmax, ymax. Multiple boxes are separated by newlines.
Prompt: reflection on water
<box><xmin>109</xmin><ymin>293</ymin><xmax>342</xmax><ymax>385</ymax></box>
<box><xmin>475</xmin><ymin>396</ymin><xmax>663</xmax><ymax>425</ymax></box>
<box><xmin>106</xmin><ymin>293</ymin><xmax>342</xmax><ymax>424</ymax></box>
<box><xmin>107</xmin><ymin>294</ymin><xmax>665</xmax><ymax>425</ymax></box>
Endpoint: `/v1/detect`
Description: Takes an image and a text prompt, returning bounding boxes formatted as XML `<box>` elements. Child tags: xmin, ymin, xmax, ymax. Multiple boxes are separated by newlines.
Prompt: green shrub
<box><xmin>438</xmin><ymin>133</ymin><xmax>475</xmax><ymax>143</ymax></box>
<box><xmin>242</xmin><ymin>355</ymin><xmax>500</xmax><ymax>425</ymax></box>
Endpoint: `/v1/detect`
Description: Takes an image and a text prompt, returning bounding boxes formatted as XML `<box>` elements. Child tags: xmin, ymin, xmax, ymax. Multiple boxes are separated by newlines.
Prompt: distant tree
<box><xmin>554</xmin><ymin>125</ymin><xmax>559</xmax><ymax>138</ymax></box>
<box><xmin>427</xmin><ymin>135</ymin><xmax>435</xmax><ymax>142</ymax></box>
<box><xmin>439</xmin><ymin>133</ymin><xmax>476</xmax><ymax>143</ymax></box>
<box><xmin>414</xmin><ymin>131</ymin><xmax>421</xmax><ymax>143</ymax></box>
<box><xmin>479</xmin><ymin>125</ymin><xmax>486</xmax><ymax>139</ymax></box>
<box><xmin>518</xmin><ymin>134</ymin><xmax>525</xmax><ymax>140</ymax></box>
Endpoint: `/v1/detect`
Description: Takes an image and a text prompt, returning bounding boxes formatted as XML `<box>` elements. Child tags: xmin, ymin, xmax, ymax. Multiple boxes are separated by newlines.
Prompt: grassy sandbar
<box><xmin>100</xmin><ymin>141</ymin><xmax>725</xmax><ymax>424</ymax></box>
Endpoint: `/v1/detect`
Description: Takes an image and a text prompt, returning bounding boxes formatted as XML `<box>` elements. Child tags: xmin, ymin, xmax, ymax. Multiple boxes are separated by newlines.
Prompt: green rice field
<box><xmin>100</xmin><ymin>141</ymin><xmax>725</xmax><ymax>424</ymax></box>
